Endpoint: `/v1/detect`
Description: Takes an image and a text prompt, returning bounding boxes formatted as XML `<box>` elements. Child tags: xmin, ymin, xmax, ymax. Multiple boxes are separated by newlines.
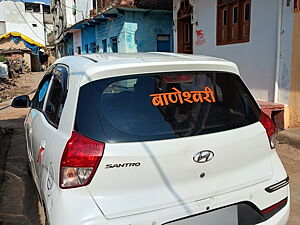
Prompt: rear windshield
<box><xmin>74</xmin><ymin>72</ymin><xmax>260</xmax><ymax>143</ymax></box>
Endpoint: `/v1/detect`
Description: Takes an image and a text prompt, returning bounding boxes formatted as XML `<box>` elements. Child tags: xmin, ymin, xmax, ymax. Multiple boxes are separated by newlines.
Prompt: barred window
<box><xmin>217</xmin><ymin>0</ymin><xmax>251</xmax><ymax>45</ymax></box>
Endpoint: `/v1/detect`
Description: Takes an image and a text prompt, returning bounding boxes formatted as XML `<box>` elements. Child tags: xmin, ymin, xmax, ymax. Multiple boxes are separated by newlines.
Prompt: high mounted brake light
<box><xmin>260</xmin><ymin>111</ymin><xmax>276</xmax><ymax>149</ymax></box>
<box><xmin>60</xmin><ymin>131</ymin><xmax>105</xmax><ymax>189</ymax></box>
<box><xmin>162</xmin><ymin>75</ymin><xmax>193</xmax><ymax>83</ymax></box>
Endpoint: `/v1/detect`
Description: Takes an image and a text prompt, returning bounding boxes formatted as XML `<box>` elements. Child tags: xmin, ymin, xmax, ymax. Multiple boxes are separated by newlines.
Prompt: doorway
<box><xmin>177</xmin><ymin>0</ymin><xmax>193</xmax><ymax>54</ymax></box>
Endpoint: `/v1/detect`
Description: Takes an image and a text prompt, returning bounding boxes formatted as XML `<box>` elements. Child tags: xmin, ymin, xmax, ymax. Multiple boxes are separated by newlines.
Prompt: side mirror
<box><xmin>11</xmin><ymin>95</ymin><xmax>31</xmax><ymax>108</ymax></box>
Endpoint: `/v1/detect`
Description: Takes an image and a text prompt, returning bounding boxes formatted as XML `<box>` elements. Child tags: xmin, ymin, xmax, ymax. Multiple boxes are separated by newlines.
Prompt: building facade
<box><xmin>51</xmin><ymin>0</ymin><xmax>173</xmax><ymax>56</ymax></box>
<box><xmin>50</xmin><ymin>0</ymin><xmax>95</xmax><ymax>57</ymax></box>
<box><xmin>173</xmin><ymin>0</ymin><xmax>299</xmax><ymax>128</ymax></box>
<box><xmin>0</xmin><ymin>0</ymin><xmax>52</xmax><ymax>46</ymax></box>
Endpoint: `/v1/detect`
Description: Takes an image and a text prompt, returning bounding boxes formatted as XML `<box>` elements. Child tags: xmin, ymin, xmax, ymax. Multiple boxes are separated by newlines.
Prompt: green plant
<box><xmin>0</xmin><ymin>55</ymin><xmax>8</xmax><ymax>62</ymax></box>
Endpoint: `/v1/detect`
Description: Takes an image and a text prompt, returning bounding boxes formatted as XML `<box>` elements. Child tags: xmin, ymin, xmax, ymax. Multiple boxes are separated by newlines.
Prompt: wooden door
<box><xmin>177</xmin><ymin>0</ymin><xmax>193</xmax><ymax>54</ymax></box>
<box><xmin>177</xmin><ymin>15</ymin><xmax>193</xmax><ymax>54</ymax></box>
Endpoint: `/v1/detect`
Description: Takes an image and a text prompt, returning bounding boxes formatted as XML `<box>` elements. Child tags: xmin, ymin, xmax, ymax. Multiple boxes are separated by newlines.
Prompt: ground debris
<box><xmin>0</xmin><ymin>77</ymin><xmax>18</xmax><ymax>103</ymax></box>
<box><xmin>0</xmin><ymin>126</ymin><xmax>14</xmax><ymax>136</ymax></box>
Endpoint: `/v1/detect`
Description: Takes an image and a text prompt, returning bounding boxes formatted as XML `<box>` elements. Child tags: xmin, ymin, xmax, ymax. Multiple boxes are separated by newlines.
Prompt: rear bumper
<box><xmin>258</xmin><ymin>189</ymin><xmax>290</xmax><ymax>225</ymax></box>
<box><xmin>48</xmin><ymin>182</ymin><xmax>290</xmax><ymax>225</ymax></box>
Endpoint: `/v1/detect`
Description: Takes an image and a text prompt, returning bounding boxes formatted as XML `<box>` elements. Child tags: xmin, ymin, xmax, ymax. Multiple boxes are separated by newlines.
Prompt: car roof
<box><xmin>55</xmin><ymin>52</ymin><xmax>240</xmax><ymax>86</ymax></box>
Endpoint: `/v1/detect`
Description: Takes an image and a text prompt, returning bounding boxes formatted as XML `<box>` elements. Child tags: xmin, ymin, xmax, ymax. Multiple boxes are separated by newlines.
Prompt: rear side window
<box><xmin>44</xmin><ymin>65</ymin><xmax>69</xmax><ymax>127</ymax></box>
<box><xmin>45</xmin><ymin>77</ymin><xmax>64</xmax><ymax>126</ymax></box>
<box><xmin>32</xmin><ymin>76</ymin><xmax>51</xmax><ymax>110</ymax></box>
<box><xmin>75</xmin><ymin>72</ymin><xmax>260</xmax><ymax>143</ymax></box>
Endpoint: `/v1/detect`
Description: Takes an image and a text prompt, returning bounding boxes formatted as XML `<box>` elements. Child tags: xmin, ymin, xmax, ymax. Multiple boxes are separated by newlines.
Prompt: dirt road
<box><xmin>277</xmin><ymin>143</ymin><xmax>300</xmax><ymax>225</ymax></box>
<box><xmin>0</xmin><ymin>72</ymin><xmax>44</xmax><ymax>103</ymax></box>
<box><xmin>0</xmin><ymin>72</ymin><xmax>43</xmax><ymax>225</ymax></box>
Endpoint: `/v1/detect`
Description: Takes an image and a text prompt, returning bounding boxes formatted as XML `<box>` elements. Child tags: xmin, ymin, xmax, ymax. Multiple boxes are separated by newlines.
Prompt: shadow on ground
<box><xmin>0</xmin><ymin>117</ymin><xmax>41</xmax><ymax>225</ymax></box>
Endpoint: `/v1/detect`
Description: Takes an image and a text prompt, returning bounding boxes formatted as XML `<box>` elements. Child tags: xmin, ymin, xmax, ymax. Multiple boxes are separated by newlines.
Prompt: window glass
<box><xmin>217</xmin><ymin>0</ymin><xmax>251</xmax><ymax>45</ymax></box>
<box><xmin>223</xmin><ymin>9</ymin><xmax>228</xmax><ymax>26</ymax></box>
<box><xmin>32</xmin><ymin>76</ymin><xmax>51</xmax><ymax>110</ymax></box>
<box><xmin>45</xmin><ymin>78</ymin><xmax>64</xmax><ymax>126</ymax></box>
<box><xmin>233</xmin><ymin>7</ymin><xmax>238</xmax><ymax>24</ymax></box>
<box><xmin>245</xmin><ymin>3</ymin><xmax>250</xmax><ymax>21</ymax></box>
<box><xmin>38</xmin><ymin>80</ymin><xmax>50</xmax><ymax>103</ymax></box>
<box><xmin>75</xmin><ymin>72</ymin><xmax>260</xmax><ymax>143</ymax></box>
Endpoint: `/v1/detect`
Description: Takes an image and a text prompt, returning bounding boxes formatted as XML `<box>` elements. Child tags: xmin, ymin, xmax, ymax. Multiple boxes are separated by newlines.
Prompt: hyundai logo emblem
<box><xmin>193</xmin><ymin>150</ymin><xmax>214</xmax><ymax>163</ymax></box>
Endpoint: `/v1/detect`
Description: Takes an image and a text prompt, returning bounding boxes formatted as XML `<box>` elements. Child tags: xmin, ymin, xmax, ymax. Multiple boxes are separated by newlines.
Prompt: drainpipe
<box><xmin>274</xmin><ymin>0</ymin><xmax>283</xmax><ymax>103</ymax></box>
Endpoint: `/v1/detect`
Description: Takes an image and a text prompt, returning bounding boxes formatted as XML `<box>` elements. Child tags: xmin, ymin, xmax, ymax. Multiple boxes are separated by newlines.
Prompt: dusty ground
<box><xmin>0</xmin><ymin>72</ymin><xmax>298</xmax><ymax>224</ymax></box>
<box><xmin>0</xmin><ymin>72</ymin><xmax>43</xmax><ymax>103</ymax></box>
<box><xmin>0</xmin><ymin>72</ymin><xmax>44</xmax><ymax>225</ymax></box>
<box><xmin>277</xmin><ymin>143</ymin><xmax>300</xmax><ymax>225</ymax></box>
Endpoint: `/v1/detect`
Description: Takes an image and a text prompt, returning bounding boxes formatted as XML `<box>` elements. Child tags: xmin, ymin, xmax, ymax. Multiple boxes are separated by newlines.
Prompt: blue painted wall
<box><xmin>124</xmin><ymin>11</ymin><xmax>173</xmax><ymax>53</ymax></box>
<box><xmin>81</xmin><ymin>25</ymin><xmax>97</xmax><ymax>54</ymax></box>
<box><xmin>94</xmin><ymin>10</ymin><xmax>173</xmax><ymax>53</ymax></box>
<box><xmin>95</xmin><ymin>15</ymin><xmax>126</xmax><ymax>53</ymax></box>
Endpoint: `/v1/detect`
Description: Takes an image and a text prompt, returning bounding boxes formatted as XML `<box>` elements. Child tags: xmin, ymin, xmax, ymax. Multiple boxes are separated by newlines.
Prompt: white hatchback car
<box><xmin>12</xmin><ymin>53</ymin><xmax>289</xmax><ymax>225</ymax></box>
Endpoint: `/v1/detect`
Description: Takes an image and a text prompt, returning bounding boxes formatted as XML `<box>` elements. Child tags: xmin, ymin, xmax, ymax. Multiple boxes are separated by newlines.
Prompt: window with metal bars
<box><xmin>217</xmin><ymin>0</ymin><xmax>251</xmax><ymax>45</ymax></box>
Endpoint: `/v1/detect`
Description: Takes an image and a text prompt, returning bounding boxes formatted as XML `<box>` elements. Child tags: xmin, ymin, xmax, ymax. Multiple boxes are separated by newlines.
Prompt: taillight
<box><xmin>60</xmin><ymin>131</ymin><xmax>105</xmax><ymax>189</ymax></box>
<box><xmin>260</xmin><ymin>111</ymin><xmax>276</xmax><ymax>149</ymax></box>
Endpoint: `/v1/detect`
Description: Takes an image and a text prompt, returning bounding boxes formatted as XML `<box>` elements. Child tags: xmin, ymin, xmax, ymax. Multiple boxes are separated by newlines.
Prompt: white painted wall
<box><xmin>0</xmin><ymin>4</ymin><xmax>5</xmax><ymax>35</ymax></box>
<box><xmin>277</xmin><ymin>0</ymin><xmax>294</xmax><ymax>104</ymax></box>
<box><xmin>72</xmin><ymin>29</ymin><xmax>82</xmax><ymax>54</ymax></box>
<box><xmin>0</xmin><ymin>22</ymin><xmax>6</xmax><ymax>36</ymax></box>
<box><xmin>64</xmin><ymin>0</ymin><xmax>93</xmax><ymax>26</ymax></box>
<box><xmin>75</xmin><ymin>0</ymin><xmax>93</xmax><ymax>22</ymax></box>
<box><xmin>0</xmin><ymin>2</ymin><xmax>5</xmax><ymax>21</ymax></box>
<box><xmin>0</xmin><ymin>1</ymin><xmax>46</xmax><ymax>45</ymax></box>
<box><xmin>173</xmin><ymin>0</ymin><xmax>294</xmax><ymax>104</ymax></box>
<box><xmin>64</xmin><ymin>0</ymin><xmax>75</xmax><ymax>26</ymax></box>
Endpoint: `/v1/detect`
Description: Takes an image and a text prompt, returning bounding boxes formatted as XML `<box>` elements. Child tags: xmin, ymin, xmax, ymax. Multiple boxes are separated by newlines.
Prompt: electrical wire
<box><xmin>58</xmin><ymin>0</ymin><xmax>84</xmax><ymax>18</ymax></box>
<box><xmin>12</xmin><ymin>0</ymin><xmax>46</xmax><ymax>43</ymax></box>
<box><xmin>16</xmin><ymin>0</ymin><xmax>53</xmax><ymax>32</ymax></box>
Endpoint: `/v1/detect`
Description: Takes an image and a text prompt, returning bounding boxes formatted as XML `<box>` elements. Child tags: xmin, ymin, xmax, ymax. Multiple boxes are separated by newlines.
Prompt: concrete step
<box><xmin>278</xmin><ymin>128</ymin><xmax>300</xmax><ymax>149</ymax></box>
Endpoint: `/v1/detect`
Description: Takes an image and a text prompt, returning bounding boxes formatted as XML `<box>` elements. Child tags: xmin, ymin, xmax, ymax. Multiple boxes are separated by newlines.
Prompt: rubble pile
<box><xmin>9</xmin><ymin>59</ymin><xmax>31</xmax><ymax>77</ymax></box>
<box><xmin>0</xmin><ymin>58</ymin><xmax>30</xmax><ymax>79</ymax></box>
<box><xmin>0</xmin><ymin>78</ymin><xmax>17</xmax><ymax>102</ymax></box>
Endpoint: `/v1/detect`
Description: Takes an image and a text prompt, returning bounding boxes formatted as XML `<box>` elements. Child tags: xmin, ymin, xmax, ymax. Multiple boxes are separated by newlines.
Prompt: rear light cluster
<box><xmin>60</xmin><ymin>131</ymin><xmax>105</xmax><ymax>189</ymax></box>
<box><xmin>260</xmin><ymin>111</ymin><xmax>276</xmax><ymax>149</ymax></box>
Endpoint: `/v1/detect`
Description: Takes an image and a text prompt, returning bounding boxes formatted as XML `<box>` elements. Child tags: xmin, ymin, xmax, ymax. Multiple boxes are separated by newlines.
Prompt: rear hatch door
<box><xmin>74</xmin><ymin>71</ymin><xmax>272</xmax><ymax>218</ymax></box>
